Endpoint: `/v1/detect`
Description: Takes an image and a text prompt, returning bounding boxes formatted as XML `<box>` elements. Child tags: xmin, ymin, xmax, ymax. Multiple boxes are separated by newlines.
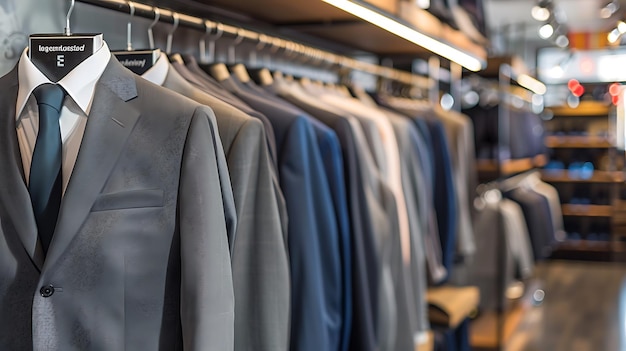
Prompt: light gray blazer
<box><xmin>158</xmin><ymin>64</ymin><xmax>291</xmax><ymax>351</ymax></box>
<box><xmin>0</xmin><ymin>58</ymin><xmax>235</xmax><ymax>350</ymax></box>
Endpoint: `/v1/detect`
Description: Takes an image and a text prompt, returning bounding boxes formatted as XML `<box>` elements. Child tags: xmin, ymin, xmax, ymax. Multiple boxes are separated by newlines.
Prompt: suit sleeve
<box><xmin>178</xmin><ymin>107</ymin><xmax>235</xmax><ymax>351</ymax></box>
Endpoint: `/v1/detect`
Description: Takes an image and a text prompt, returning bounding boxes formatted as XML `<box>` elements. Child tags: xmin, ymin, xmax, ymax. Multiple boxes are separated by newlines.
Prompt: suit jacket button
<box><xmin>40</xmin><ymin>285</ymin><xmax>54</xmax><ymax>298</ymax></box>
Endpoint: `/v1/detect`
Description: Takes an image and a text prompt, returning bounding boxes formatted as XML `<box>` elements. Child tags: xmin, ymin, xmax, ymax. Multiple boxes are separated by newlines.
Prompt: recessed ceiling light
<box><xmin>608</xmin><ymin>28</ymin><xmax>621</xmax><ymax>43</ymax></box>
<box><xmin>556</xmin><ymin>35</ymin><xmax>569</xmax><ymax>47</ymax></box>
<box><xmin>532</xmin><ymin>5</ymin><xmax>550</xmax><ymax>21</ymax></box>
<box><xmin>539</xmin><ymin>23</ymin><xmax>555</xmax><ymax>39</ymax></box>
<box><xmin>601</xmin><ymin>2</ymin><xmax>619</xmax><ymax>18</ymax></box>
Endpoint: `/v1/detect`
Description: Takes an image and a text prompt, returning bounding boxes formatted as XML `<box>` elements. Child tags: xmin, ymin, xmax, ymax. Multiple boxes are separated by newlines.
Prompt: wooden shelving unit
<box><xmin>551</xmin><ymin>240</ymin><xmax>626</xmax><ymax>261</ymax></box>
<box><xmin>556</xmin><ymin>239</ymin><xmax>613</xmax><ymax>251</ymax></box>
<box><xmin>470</xmin><ymin>306</ymin><xmax>526</xmax><ymax>350</ymax></box>
<box><xmin>541</xmin><ymin>170</ymin><xmax>624</xmax><ymax>183</ymax></box>
<box><xmin>561</xmin><ymin>204</ymin><xmax>613</xmax><ymax>217</ymax></box>
<box><xmin>477</xmin><ymin>155</ymin><xmax>548</xmax><ymax>176</ymax></box>
<box><xmin>544</xmin><ymin>136</ymin><xmax>612</xmax><ymax>148</ymax></box>
<box><xmin>534</xmin><ymin>154</ymin><xmax>548</xmax><ymax>168</ymax></box>
<box><xmin>547</xmin><ymin>101</ymin><xmax>610</xmax><ymax>117</ymax></box>
<box><xmin>543</xmin><ymin>101</ymin><xmax>622</xmax><ymax>262</ymax></box>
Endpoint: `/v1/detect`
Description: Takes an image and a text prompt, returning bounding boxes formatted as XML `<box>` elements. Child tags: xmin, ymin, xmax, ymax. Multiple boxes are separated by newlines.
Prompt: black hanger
<box><xmin>113</xmin><ymin>3</ymin><xmax>161</xmax><ymax>75</ymax></box>
<box><xmin>29</xmin><ymin>0</ymin><xmax>102</xmax><ymax>82</ymax></box>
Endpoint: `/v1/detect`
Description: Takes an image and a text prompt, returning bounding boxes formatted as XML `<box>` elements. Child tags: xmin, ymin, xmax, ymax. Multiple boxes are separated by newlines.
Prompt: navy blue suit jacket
<box><xmin>264</xmin><ymin>85</ymin><xmax>380</xmax><ymax>351</ymax></box>
<box><xmin>218</xmin><ymin>76</ymin><xmax>348</xmax><ymax>351</ymax></box>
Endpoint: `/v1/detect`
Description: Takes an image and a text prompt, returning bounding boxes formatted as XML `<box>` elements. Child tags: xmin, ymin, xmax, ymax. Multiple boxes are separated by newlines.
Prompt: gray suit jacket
<box><xmin>434</xmin><ymin>109</ymin><xmax>476</xmax><ymax>259</ymax></box>
<box><xmin>385</xmin><ymin>111</ymin><xmax>430</xmax><ymax>339</ymax></box>
<box><xmin>0</xmin><ymin>58</ymin><xmax>235</xmax><ymax>350</ymax></box>
<box><xmin>157</xmin><ymin>64</ymin><xmax>291</xmax><ymax>351</ymax></box>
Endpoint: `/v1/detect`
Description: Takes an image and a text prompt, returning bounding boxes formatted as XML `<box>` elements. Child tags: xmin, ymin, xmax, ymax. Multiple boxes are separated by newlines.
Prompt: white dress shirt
<box><xmin>16</xmin><ymin>41</ymin><xmax>111</xmax><ymax>194</ymax></box>
<box><xmin>141</xmin><ymin>52</ymin><xmax>169</xmax><ymax>86</ymax></box>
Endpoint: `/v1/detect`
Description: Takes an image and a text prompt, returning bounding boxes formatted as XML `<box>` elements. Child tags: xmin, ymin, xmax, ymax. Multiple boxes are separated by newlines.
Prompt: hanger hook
<box><xmin>296</xmin><ymin>44</ymin><xmax>309</xmax><ymax>64</ymax></box>
<box><xmin>126</xmin><ymin>1</ymin><xmax>135</xmax><ymax>51</ymax></box>
<box><xmin>228</xmin><ymin>28</ymin><xmax>245</xmax><ymax>63</ymax></box>
<box><xmin>210</xmin><ymin>22</ymin><xmax>224</xmax><ymax>43</ymax></box>
<box><xmin>256</xmin><ymin>34</ymin><xmax>268</xmax><ymax>51</ymax></box>
<box><xmin>285</xmin><ymin>41</ymin><xmax>297</xmax><ymax>59</ymax></box>
<box><xmin>199</xmin><ymin>20</ymin><xmax>212</xmax><ymax>64</ymax></box>
<box><xmin>147</xmin><ymin>7</ymin><xmax>160</xmax><ymax>50</ymax></box>
<box><xmin>204</xmin><ymin>22</ymin><xmax>223</xmax><ymax>63</ymax></box>
<box><xmin>166</xmin><ymin>12</ymin><xmax>179</xmax><ymax>55</ymax></box>
<box><xmin>200</xmin><ymin>20</ymin><xmax>220</xmax><ymax>64</ymax></box>
<box><xmin>269</xmin><ymin>37</ymin><xmax>281</xmax><ymax>54</ymax></box>
<box><xmin>64</xmin><ymin>0</ymin><xmax>75</xmax><ymax>36</ymax></box>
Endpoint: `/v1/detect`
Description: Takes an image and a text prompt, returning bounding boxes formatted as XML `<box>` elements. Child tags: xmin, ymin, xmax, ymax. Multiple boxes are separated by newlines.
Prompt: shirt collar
<box><xmin>16</xmin><ymin>40</ymin><xmax>112</xmax><ymax>118</ymax></box>
<box><xmin>141</xmin><ymin>52</ymin><xmax>169</xmax><ymax>86</ymax></box>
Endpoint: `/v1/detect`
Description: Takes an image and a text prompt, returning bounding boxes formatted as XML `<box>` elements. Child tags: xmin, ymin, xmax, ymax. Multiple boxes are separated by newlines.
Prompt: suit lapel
<box><xmin>43</xmin><ymin>59</ymin><xmax>140</xmax><ymax>271</ymax></box>
<box><xmin>0</xmin><ymin>67</ymin><xmax>45</xmax><ymax>270</ymax></box>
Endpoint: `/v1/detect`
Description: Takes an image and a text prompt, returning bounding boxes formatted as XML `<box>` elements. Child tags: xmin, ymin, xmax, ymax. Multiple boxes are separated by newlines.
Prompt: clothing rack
<box><xmin>491</xmin><ymin>63</ymin><xmax>528</xmax><ymax>351</ymax></box>
<box><xmin>76</xmin><ymin>0</ymin><xmax>431</xmax><ymax>88</ymax></box>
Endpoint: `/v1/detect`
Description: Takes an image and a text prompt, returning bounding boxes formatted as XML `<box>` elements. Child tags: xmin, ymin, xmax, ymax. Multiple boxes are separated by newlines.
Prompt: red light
<box><xmin>568</xmin><ymin>79</ymin><xmax>579</xmax><ymax>90</ymax></box>
<box><xmin>610</xmin><ymin>83</ymin><xmax>621</xmax><ymax>96</ymax></box>
<box><xmin>568</xmin><ymin>79</ymin><xmax>585</xmax><ymax>97</ymax></box>
<box><xmin>573</xmin><ymin>85</ymin><xmax>585</xmax><ymax>97</ymax></box>
<box><xmin>613</xmin><ymin>95</ymin><xmax>620</xmax><ymax>106</ymax></box>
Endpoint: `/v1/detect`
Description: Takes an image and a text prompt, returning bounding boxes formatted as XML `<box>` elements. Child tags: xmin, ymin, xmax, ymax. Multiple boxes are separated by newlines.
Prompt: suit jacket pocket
<box><xmin>91</xmin><ymin>189</ymin><xmax>164</xmax><ymax>212</ymax></box>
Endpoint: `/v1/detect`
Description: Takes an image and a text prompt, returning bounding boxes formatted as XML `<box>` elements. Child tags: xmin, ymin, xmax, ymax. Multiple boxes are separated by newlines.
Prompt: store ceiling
<box><xmin>485</xmin><ymin>0</ymin><xmax>626</xmax><ymax>33</ymax></box>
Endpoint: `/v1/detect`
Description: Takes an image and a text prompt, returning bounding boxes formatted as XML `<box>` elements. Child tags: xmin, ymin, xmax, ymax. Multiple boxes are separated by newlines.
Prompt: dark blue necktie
<box><xmin>29</xmin><ymin>83</ymin><xmax>65</xmax><ymax>255</ymax></box>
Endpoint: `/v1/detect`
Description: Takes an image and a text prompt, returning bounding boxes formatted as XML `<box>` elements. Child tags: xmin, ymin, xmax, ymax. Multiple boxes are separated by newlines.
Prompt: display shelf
<box><xmin>541</xmin><ymin>170</ymin><xmax>624</xmax><ymax>183</ymax></box>
<box><xmin>477</xmin><ymin>158</ymin><xmax>533</xmax><ymax>174</ymax></box>
<box><xmin>551</xmin><ymin>240</ymin><xmax>620</xmax><ymax>262</ymax></box>
<box><xmin>477</xmin><ymin>155</ymin><xmax>548</xmax><ymax>175</ymax></box>
<box><xmin>551</xmin><ymin>240</ymin><xmax>625</xmax><ymax>261</ymax></box>
<box><xmin>545</xmin><ymin>101</ymin><xmax>618</xmax><ymax>262</ymax></box>
<box><xmin>470</xmin><ymin>305</ymin><xmax>526</xmax><ymax>350</ymax></box>
<box><xmin>544</xmin><ymin>136</ymin><xmax>613</xmax><ymax>148</ymax></box>
<box><xmin>561</xmin><ymin>204</ymin><xmax>612</xmax><ymax>217</ymax></box>
<box><xmin>534</xmin><ymin>154</ymin><xmax>548</xmax><ymax>168</ymax></box>
<box><xmin>427</xmin><ymin>286</ymin><xmax>480</xmax><ymax>329</ymax></box>
<box><xmin>555</xmin><ymin>240</ymin><xmax>613</xmax><ymax>252</ymax></box>
<box><xmin>547</xmin><ymin>101</ymin><xmax>610</xmax><ymax>117</ymax></box>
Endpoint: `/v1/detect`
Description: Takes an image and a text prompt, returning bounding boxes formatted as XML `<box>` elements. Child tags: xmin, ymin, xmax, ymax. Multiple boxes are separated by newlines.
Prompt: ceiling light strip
<box><xmin>322</xmin><ymin>0</ymin><xmax>485</xmax><ymax>71</ymax></box>
<box><xmin>517</xmin><ymin>74</ymin><xmax>547</xmax><ymax>95</ymax></box>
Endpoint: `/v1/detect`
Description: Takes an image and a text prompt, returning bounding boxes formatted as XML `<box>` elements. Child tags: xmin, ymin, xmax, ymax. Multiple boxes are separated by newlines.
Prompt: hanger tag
<box><xmin>29</xmin><ymin>34</ymin><xmax>101</xmax><ymax>82</ymax></box>
<box><xmin>114</xmin><ymin>49</ymin><xmax>160</xmax><ymax>75</ymax></box>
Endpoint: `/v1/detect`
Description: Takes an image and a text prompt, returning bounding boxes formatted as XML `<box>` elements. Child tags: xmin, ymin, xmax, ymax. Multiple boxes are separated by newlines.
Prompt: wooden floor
<box><xmin>502</xmin><ymin>261</ymin><xmax>626</xmax><ymax>351</ymax></box>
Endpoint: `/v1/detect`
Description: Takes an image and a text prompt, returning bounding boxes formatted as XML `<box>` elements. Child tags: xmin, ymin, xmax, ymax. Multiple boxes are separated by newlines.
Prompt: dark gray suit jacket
<box><xmin>0</xmin><ymin>58</ymin><xmax>234</xmax><ymax>350</ymax></box>
<box><xmin>153</xmin><ymin>62</ymin><xmax>291</xmax><ymax>351</ymax></box>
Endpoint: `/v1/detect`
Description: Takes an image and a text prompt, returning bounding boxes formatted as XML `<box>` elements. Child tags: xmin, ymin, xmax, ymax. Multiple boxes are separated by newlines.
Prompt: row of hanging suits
<box><xmin>452</xmin><ymin>171</ymin><xmax>564</xmax><ymax>311</ymax></box>
<box><xmin>0</xmin><ymin>34</ymin><xmax>482</xmax><ymax>351</ymax></box>
<box><xmin>138</xmin><ymin>48</ymin><xmax>482</xmax><ymax>351</ymax></box>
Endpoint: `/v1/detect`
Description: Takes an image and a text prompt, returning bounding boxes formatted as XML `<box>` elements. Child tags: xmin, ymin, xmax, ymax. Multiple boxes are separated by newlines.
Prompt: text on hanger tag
<box><xmin>114</xmin><ymin>49</ymin><xmax>160</xmax><ymax>75</ymax></box>
<box><xmin>29</xmin><ymin>34</ymin><xmax>101</xmax><ymax>82</ymax></box>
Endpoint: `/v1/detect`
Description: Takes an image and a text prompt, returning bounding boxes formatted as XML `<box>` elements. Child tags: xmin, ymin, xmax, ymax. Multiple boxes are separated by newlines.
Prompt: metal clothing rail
<box><xmin>76</xmin><ymin>0</ymin><xmax>431</xmax><ymax>88</ymax></box>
